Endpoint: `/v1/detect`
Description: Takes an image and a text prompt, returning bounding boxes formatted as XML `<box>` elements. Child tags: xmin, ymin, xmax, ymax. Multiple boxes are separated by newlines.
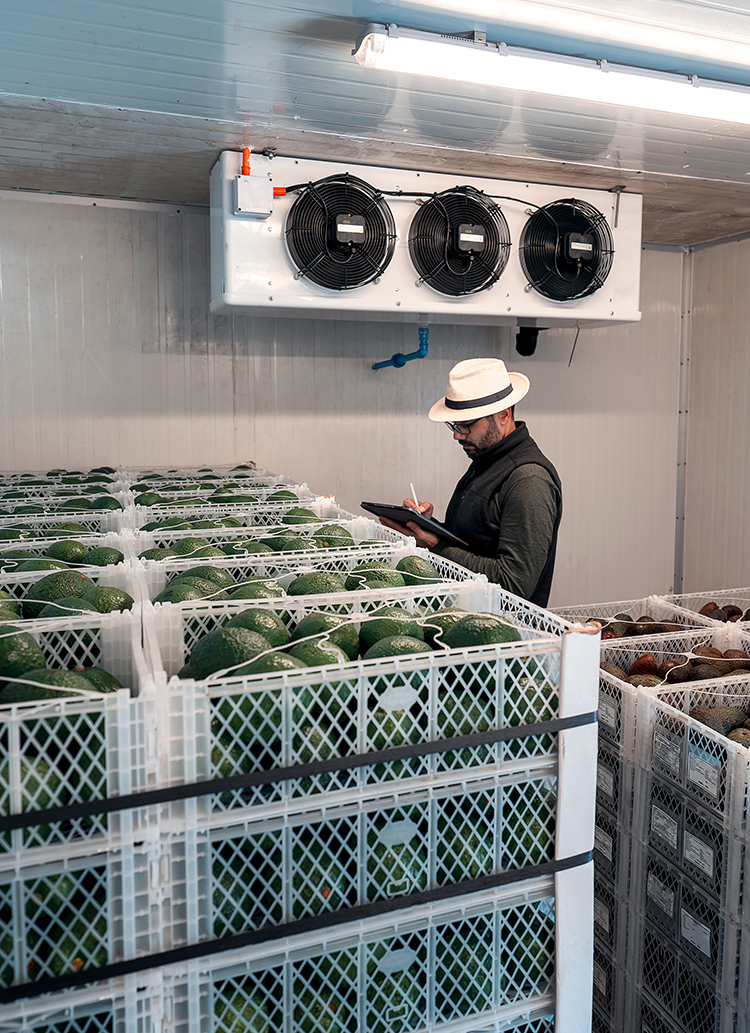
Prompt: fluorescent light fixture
<box><xmin>353</xmin><ymin>23</ymin><xmax>750</xmax><ymax>125</ymax></box>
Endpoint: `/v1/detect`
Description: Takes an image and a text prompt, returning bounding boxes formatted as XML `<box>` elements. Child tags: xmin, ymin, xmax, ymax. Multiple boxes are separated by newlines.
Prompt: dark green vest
<box><xmin>444</xmin><ymin>422</ymin><xmax>562</xmax><ymax>607</ymax></box>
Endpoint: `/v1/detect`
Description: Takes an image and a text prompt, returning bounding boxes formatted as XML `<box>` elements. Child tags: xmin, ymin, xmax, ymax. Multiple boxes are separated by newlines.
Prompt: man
<box><xmin>380</xmin><ymin>357</ymin><xmax>562</xmax><ymax>608</ymax></box>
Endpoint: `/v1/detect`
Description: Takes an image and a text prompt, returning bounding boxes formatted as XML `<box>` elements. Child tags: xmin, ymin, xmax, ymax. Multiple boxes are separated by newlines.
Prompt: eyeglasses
<box><xmin>446</xmin><ymin>417</ymin><xmax>483</xmax><ymax>435</ymax></box>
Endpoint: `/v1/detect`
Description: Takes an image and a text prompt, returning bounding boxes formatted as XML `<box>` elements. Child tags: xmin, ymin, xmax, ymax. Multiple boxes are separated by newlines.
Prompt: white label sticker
<box><xmin>594</xmin><ymin>897</ymin><xmax>610</xmax><ymax>934</ymax></box>
<box><xmin>653</xmin><ymin>729</ymin><xmax>681</xmax><ymax>776</ymax></box>
<box><xmin>681</xmin><ymin>908</ymin><xmax>711</xmax><ymax>957</ymax></box>
<box><xmin>687</xmin><ymin>751</ymin><xmax>721</xmax><ymax>797</ymax></box>
<box><xmin>459</xmin><ymin>232</ymin><xmax>484</xmax><ymax>243</ymax></box>
<box><xmin>683</xmin><ymin>830</ymin><xmax>715</xmax><ymax>878</ymax></box>
<box><xmin>647</xmin><ymin>872</ymin><xmax>675</xmax><ymax>918</ymax></box>
<box><xmin>597</xmin><ymin>763</ymin><xmax>615</xmax><ymax>800</ymax></box>
<box><xmin>598</xmin><ymin>695</ymin><xmax>618</xmax><ymax>734</ymax></box>
<box><xmin>650</xmin><ymin>805</ymin><xmax>679</xmax><ymax>850</ymax></box>
<box><xmin>595</xmin><ymin>827</ymin><xmax>614</xmax><ymax>862</ymax></box>
<box><xmin>593</xmin><ymin>961</ymin><xmax>607</xmax><ymax>997</ymax></box>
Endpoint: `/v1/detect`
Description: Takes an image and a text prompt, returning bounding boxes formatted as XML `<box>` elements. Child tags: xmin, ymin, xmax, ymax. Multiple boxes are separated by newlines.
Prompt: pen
<box><xmin>409</xmin><ymin>483</ymin><xmax>419</xmax><ymax>512</ymax></box>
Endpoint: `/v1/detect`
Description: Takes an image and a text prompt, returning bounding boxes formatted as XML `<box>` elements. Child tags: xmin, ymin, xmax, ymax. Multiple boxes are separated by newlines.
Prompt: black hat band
<box><xmin>444</xmin><ymin>383</ymin><xmax>514</xmax><ymax>410</ymax></box>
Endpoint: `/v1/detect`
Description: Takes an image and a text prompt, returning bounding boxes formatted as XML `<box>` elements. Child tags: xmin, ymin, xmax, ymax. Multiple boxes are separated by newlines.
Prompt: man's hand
<box><xmin>377</xmin><ymin>498</ymin><xmax>439</xmax><ymax>550</ymax></box>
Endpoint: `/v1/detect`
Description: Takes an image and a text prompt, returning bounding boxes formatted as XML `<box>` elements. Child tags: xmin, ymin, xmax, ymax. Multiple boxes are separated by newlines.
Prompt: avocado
<box><xmin>222</xmin><ymin>541</ymin><xmax>274</xmax><ymax>556</ymax></box>
<box><xmin>22</xmin><ymin>570</ymin><xmax>97</xmax><ymax>618</ymax></box>
<box><xmin>88</xmin><ymin>496</ymin><xmax>122</xmax><ymax>510</ymax></box>
<box><xmin>690</xmin><ymin>704</ymin><xmax>747</xmax><ymax>734</ymax></box>
<box><xmin>139</xmin><ymin>547</ymin><xmax>179</xmax><ymax>560</ymax></box>
<box><xmin>228</xmin><ymin>579</ymin><xmax>286</xmax><ymax>600</ymax></box>
<box><xmin>152</xmin><ymin>582</ymin><xmax>212</xmax><ymax>604</ymax></box>
<box><xmin>225</xmin><ymin>608</ymin><xmax>290</xmax><ymax>648</ymax></box>
<box><xmin>311</xmin><ymin>524</ymin><xmax>355</xmax><ymax>549</ymax></box>
<box><xmin>37</xmin><ymin>596</ymin><xmax>101</xmax><ymax>618</ymax></box>
<box><xmin>242</xmin><ymin>652</ymin><xmax>308</xmax><ymax>675</ymax></box>
<box><xmin>291</xmin><ymin>611</ymin><xmax>359</xmax><ymax>661</ymax></box>
<box><xmin>344</xmin><ymin>562</ymin><xmax>406</xmax><ymax>592</ymax></box>
<box><xmin>83</xmin><ymin>546</ymin><xmax>124</xmax><ymax>567</ymax></box>
<box><xmin>727</xmin><ymin>728</ymin><xmax>750</xmax><ymax>747</ymax></box>
<box><xmin>45</xmin><ymin>540</ymin><xmax>88</xmax><ymax>563</ymax></box>
<box><xmin>82</xmin><ymin>586</ymin><xmax>135</xmax><ymax>613</ymax></box>
<box><xmin>359</xmin><ymin>607</ymin><xmax>425</xmax><ymax>653</ymax></box>
<box><xmin>170</xmin><ymin>537</ymin><xmax>211</xmax><ymax>555</ymax></box>
<box><xmin>16</xmin><ymin>559</ymin><xmax>70</xmax><ymax>572</ymax></box>
<box><xmin>189</xmin><ymin>627</ymin><xmax>271</xmax><ymax>680</ymax></box>
<box><xmin>441</xmin><ymin>613</ymin><xmax>521</xmax><ymax>648</ymax></box>
<box><xmin>162</xmin><ymin>576</ymin><xmax>229</xmax><ymax>600</ymax></box>
<box><xmin>395</xmin><ymin>555</ymin><xmax>442</xmax><ymax>586</ymax></box>
<box><xmin>689</xmin><ymin>663</ymin><xmax>721</xmax><ymax>682</ymax></box>
<box><xmin>170</xmin><ymin>565</ymin><xmax>235</xmax><ymax>590</ymax></box>
<box><xmin>600</xmin><ymin>660</ymin><xmax>628</xmax><ymax>682</ymax></box>
<box><xmin>75</xmin><ymin>666</ymin><xmax>123</xmax><ymax>692</ymax></box>
<box><xmin>287</xmin><ymin>572</ymin><xmax>347</xmax><ymax>596</ymax></box>
<box><xmin>628</xmin><ymin>653</ymin><xmax>659</xmax><ymax>677</ymax></box>
<box><xmin>214</xmin><ymin>986</ymin><xmax>271</xmax><ymax>1033</ymax></box>
<box><xmin>362</xmin><ymin>635</ymin><xmax>433</xmax><ymax>660</ymax></box>
<box><xmin>288</xmin><ymin>639</ymin><xmax>349</xmax><ymax>667</ymax></box>
<box><xmin>657</xmin><ymin>656</ymin><xmax>692</xmax><ymax>683</ymax></box>
<box><xmin>627</xmin><ymin>675</ymin><xmax>663</xmax><ymax>687</ymax></box>
<box><xmin>419</xmin><ymin>607</ymin><xmax>468</xmax><ymax>647</ymax></box>
<box><xmin>281</xmin><ymin>507</ymin><xmax>319</xmax><ymax>525</ymax></box>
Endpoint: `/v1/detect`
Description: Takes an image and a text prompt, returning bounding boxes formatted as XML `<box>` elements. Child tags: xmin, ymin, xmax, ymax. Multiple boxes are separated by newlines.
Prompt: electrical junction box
<box><xmin>233</xmin><ymin>174</ymin><xmax>273</xmax><ymax>218</ymax></box>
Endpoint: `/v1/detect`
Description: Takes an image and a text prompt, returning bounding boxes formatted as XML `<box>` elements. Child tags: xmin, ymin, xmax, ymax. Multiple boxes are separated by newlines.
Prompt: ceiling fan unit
<box><xmin>210</xmin><ymin>152</ymin><xmax>642</xmax><ymax>327</ymax></box>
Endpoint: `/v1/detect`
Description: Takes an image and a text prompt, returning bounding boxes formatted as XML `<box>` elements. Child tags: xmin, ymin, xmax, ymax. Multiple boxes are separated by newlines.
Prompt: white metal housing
<box><xmin>210</xmin><ymin>151</ymin><xmax>643</xmax><ymax>327</ymax></box>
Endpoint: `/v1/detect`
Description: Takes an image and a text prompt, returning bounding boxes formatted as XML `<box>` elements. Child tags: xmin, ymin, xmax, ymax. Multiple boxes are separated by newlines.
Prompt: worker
<box><xmin>379</xmin><ymin>357</ymin><xmax>562</xmax><ymax>608</ymax></box>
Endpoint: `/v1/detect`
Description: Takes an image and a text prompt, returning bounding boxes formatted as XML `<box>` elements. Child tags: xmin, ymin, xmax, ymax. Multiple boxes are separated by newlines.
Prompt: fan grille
<box><xmin>519</xmin><ymin>198</ymin><xmax>614</xmax><ymax>301</ymax></box>
<box><xmin>285</xmin><ymin>174</ymin><xmax>396</xmax><ymax>290</ymax></box>
<box><xmin>408</xmin><ymin>186</ymin><xmax>510</xmax><ymax>296</ymax></box>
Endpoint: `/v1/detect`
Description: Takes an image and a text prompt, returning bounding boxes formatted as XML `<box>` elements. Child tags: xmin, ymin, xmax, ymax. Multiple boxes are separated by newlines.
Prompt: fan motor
<box><xmin>519</xmin><ymin>198</ymin><xmax>614</xmax><ymax>301</ymax></box>
<box><xmin>285</xmin><ymin>173</ymin><xmax>397</xmax><ymax>291</ymax></box>
<box><xmin>408</xmin><ymin>186</ymin><xmax>510</xmax><ymax>296</ymax></box>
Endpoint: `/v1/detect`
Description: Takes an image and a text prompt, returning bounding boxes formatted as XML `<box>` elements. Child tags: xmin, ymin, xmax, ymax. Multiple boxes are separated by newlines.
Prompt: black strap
<box><xmin>0</xmin><ymin>849</ymin><xmax>593</xmax><ymax>1004</ymax></box>
<box><xmin>0</xmin><ymin>712</ymin><xmax>596</xmax><ymax>832</ymax></box>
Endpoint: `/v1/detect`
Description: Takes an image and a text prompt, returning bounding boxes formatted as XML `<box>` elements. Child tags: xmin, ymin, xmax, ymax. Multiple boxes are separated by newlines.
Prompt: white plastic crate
<box><xmin>663</xmin><ymin>586</ymin><xmax>750</xmax><ymax>629</ymax></box>
<box><xmin>0</xmin><ymin>529</ymin><xmax>136</xmax><ymax>564</ymax></box>
<box><xmin>0</xmin><ymin>507</ymin><xmax>128</xmax><ymax>535</ymax></box>
<box><xmin>0</xmin><ymin>839</ymin><xmax>159</xmax><ymax>998</ymax></box>
<box><xmin>0</xmin><ymin>558</ymin><xmax>145</xmax><ymax>609</ymax></box>
<box><xmin>0</xmin><ymin>608</ymin><xmax>155</xmax><ymax>863</ymax></box>
<box><xmin>552</xmin><ymin>595</ymin><xmax>716</xmax><ymax>642</ymax></box>
<box><xmin>131</xmin><ymin>514</ymin><xmax>405</xmax><ymax>563</ymax></box>
<box><xmin>149</xmin><ymin>872</ymin><xmax>592</xmax><ymax>1033</ymax></box>
<box><xmin>0</xmin><ymin>968</ymin><xmax>161</xmax><ymax>1030</ymax></box>
<box><xmin>129</xmin><ymin>496</ymin><xmax>350</xmax><ymax>533</ymax></box>
<box><xmin>154</xmin><ymin>765</ymin><xmax>560</xmax><ymax>954</ymax></box>
<box><xmin>135</xmin><ymin>538</ymin><xmax>479</xmax><ymax>604</ymax></box>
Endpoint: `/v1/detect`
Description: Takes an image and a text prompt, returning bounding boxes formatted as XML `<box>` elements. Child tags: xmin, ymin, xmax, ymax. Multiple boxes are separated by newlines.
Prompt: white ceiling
<box><xmin>3</xmin><ymin>0</ymin><xmax>750</xmax><ymax>245</ymax></box>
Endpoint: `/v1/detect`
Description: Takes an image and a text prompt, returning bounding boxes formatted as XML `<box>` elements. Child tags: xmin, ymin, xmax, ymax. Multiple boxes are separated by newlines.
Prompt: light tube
<box><xmin>353</xmin><ymin>23</ymin><xmax>750</xmax><ymax>125</ymax></box>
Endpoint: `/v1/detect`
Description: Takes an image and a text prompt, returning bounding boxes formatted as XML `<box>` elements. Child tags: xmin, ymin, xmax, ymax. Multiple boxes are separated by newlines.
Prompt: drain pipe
<box><xmin>372</xmin><ymin>326</ymin><xmax>429</xmax><ymax>370</ymax></box>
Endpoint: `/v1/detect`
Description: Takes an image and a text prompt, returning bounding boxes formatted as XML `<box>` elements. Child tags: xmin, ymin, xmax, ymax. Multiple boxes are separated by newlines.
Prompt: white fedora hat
<box><xmin>429</xmin><ymin>358</ymin><xmax>530</xmax><ymax>423</ymax></box>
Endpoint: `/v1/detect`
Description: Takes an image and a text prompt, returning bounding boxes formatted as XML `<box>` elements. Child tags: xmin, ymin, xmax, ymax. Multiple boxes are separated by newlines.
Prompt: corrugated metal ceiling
<box><xmin>2</xmin><ymin>0</ymin><xmax>750</xmax><ymax>244</ymax></box>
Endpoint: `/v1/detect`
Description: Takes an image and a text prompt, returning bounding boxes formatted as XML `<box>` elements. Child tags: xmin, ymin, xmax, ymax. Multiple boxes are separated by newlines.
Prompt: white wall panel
<box><xmin>0</xmin><ymin>195</ymin><xmax>682</xmax><ymax>606</ymax></box>
<box><xmin>684</xmin><ymin>240</ymin><xmax>750</xmax><ymax>592</ymax></box>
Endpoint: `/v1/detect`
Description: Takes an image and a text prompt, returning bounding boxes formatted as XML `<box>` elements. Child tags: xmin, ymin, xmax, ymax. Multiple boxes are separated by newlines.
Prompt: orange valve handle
<box><xmin>273</xmin><ymin>187</ymin><xmax>286</xmax><ymax>196</ymax></box>
<box><xmin>241</xmin><ymin>146</ymin><xmax>251</xmax><ymax>176</ymax></box>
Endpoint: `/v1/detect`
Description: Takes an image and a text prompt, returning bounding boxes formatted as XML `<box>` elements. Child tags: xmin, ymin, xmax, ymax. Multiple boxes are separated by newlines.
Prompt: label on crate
<box><xmin>683</xmin><ymin>830</ymin><xmax>715</xmax><ymax>879</ymax></box>
<box><xmin>687</xmin><ymin>750</ymin><xmax>721</xmax><ymax>798</ymax></box>
<box><xmin>680</xmin><ymin>907</ymin><xmax>711</xmax><ymax>957</ymax></box>
<box><xmin>650</xmin><ymin>805</ymin><xmax>679</xmax><ymax>851</ymax></box>
<box><xmin>599</xmin><ymin>694</ymin><xmax>619</xmax><ymax>735</ymax></box>
<box><xmin>597</xmin><ymin>762</ymin><xmax>616</xmax><ymax>801</ymax></box>
<box><xmin>595</xmin><ymin>826</ymin><xmax>614</xmax><ymax>863</ymax></box>
<box><xmin>593</xmin><ymin>960</ymin><xmax>607</xmax><ymax>998</ymax></box>
<box><xmin>647</xmin><ymin>872</ymin><xmax>675</xmax><ymax>918</ymax></box>
<box><xmin>653</xmin><ymin>728</ymin><xmax>681</xmax><ymax>777</ymax></box>
<box><xmin>594</xmin><ymin>896</ymin><xmax>611</xmax><ymax>935</ymax></box>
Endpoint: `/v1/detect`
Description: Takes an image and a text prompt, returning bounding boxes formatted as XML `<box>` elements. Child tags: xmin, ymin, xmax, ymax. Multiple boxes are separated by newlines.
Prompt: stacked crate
<box><xmin>0</xmin><ymin>466</ymin><xmax>600</xmax><ymax>1033</ymax></box>
<box><xmin>555</xmin><ymin>588</ymin><xmax>750</xmax><ymax>1033</ymax></box>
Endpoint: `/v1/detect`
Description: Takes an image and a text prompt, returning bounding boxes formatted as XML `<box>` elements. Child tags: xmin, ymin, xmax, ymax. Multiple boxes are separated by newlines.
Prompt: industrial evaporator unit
<box><xmin>209</xmin><ymin>151</ymin><xmax>642</xmax><ymax>328</ymax></box>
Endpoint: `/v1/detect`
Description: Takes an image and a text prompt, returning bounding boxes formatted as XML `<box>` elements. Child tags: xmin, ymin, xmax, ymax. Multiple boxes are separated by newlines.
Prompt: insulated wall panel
<box><xmin>684</xmin><ymin>239</ymin><xmax>750</xmax><ymax>593</ymax></box>
<box><xmin>0</xmin><ymin>193</ymin><xmax>681</xmax><ymax>607</ymax></box>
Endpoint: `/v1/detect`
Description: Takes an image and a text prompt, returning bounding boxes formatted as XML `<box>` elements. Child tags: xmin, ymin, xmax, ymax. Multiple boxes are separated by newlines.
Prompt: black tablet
<box><xmin>361</xmin><ymin>502</ymin><xmax>469</xmax><ymax>548</ymax></box>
